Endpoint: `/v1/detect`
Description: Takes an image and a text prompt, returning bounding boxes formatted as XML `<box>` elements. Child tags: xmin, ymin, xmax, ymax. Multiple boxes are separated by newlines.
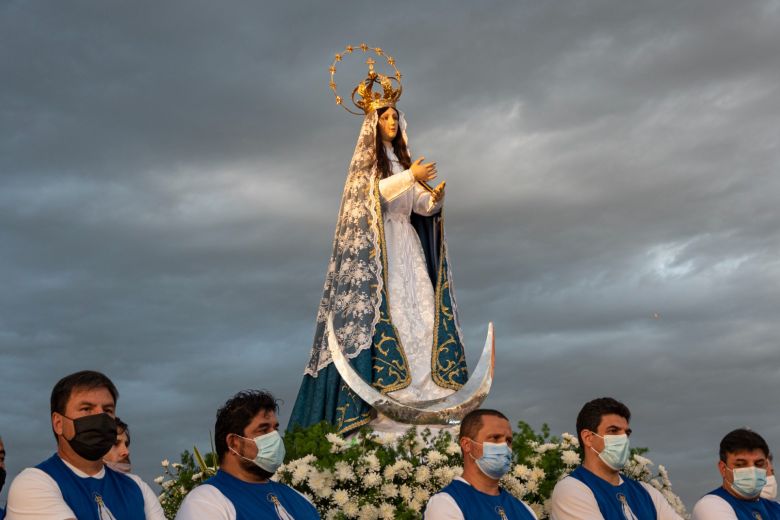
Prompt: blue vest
<box><xmin>707</xmin><ymin>487</ymin><xmax>780</xmax><ymax>520</ymax></box>
<box><xmin>205</xmin><ymin>470</ymin><xmax>320</xmax><ymax>520</ymax></box>
<box><xmin>434</xmin><ymin>478</ymin><xmax>536</xmax><ymax>519</ymax></box>
<box><xmin>570</xmin><ymin>466</ymin><xmax>657</xmax><ymax>520</ymax></box>
<box><xmin>36</xmin><ymin>454</ymin><xmax>145</xmax><ymax>520</ymax></box>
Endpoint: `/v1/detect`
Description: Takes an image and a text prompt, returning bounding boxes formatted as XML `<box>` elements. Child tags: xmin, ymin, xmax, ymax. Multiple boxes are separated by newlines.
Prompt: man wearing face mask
<box><xmin>5</xmin><ymin>370</ymin><xmax>165</xmax><ymax>520</ymax></box>
<box><xmin>550</xmin><ymin>397</ymin><xmax>682</xmax><ymax>520</ymax></box>
<box><xmin>424</xmin><ymin>409</ymin><xmax>538</xmax><ymax>519</ymax></box>
<box><xmin>176</xmin><ymin>389</ymin><xmax>320</xmax><ymax>520</ymax></box>
<box><xmin>103</xmin><ymin>418</ymin><xmax>132</xmax><ymax>474</ymax></box>
<box><xmin>691</xmin><ymin>429</ymin><xmax>780</xmax><ymax>519</ymax></box>
<box><xmin>763</xmin><ymin>453</ymin><xmax>778</xmax><ymax>502</ymax></box>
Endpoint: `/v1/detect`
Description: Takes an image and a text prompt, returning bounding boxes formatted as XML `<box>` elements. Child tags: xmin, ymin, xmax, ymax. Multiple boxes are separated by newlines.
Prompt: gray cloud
<box><xmin>2</xmin><ymin>0</ymin><xmax>779</xmax><ymax>509</ymax></box>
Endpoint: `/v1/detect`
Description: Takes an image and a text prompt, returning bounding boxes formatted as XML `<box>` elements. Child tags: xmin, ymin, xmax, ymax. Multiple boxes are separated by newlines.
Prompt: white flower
<box><xmin>378</xmin><ymin>502</ymin><xmax>395</xmax><ymax>519</ymax></box>
<box><xmin>399</xmin><ymin>483</ymin><xmax>413</xmax><ymax>501</ymax></box>
<box><xmin>358</xmin><ymin>504</ymin><xmax>379</xmax><ymax>520</ymax></box>
<box><xmin>326</xmin><ymin>432</ymin><xmax>347</xmax><ymax>453</ymax></box>
<box><xmin>413</xmin><ymin>487</ymin><xmax>430</xmax><ymax>503</ymax></box>
<box><xmin>530</xmin><ymin>467</ymin><xmax>546</xmax><ymax>481</ymax></box>
<box><xmin>382</xmin><ymin>465</ymin><xmax>396</xmax><ymax>480</ymax></box>
<box><xmin>161</xmin><ymin>479</ymin><xmax>175</xmax><ymax>490</ymax></box>
<box><xmin>415</xmin><ymin>465</ymin><xmax>431</xmax><ymax>483</ymax></box>
<box><xmin>332</xmin><ymin>489</ymin><xmax>350</xmax><ymax>506</ymax></box>
<box><xmin>381</xmin><ymin>483</ymin><xmax>398</xmax><ymax>498</ymax></box>
<box><xmin>172</xmin><ymin>462</ymin><xmax>182</xmax><ymax>469</ymax></box>
<box><xmin>334</xmin><ymin>461</ymin><xmax>355</xmax><ymax>482</ymax></box>
<box><xmin>561</xmin><ymin>432</ymin><xmax>580</xmax><ymax>447</ymax></box>
<box><xmin>191</xmin><ymin>472</ymin><xmax>203</xmax><ymax>481</ymax></box>
<box><xmin>445</xmin><ymin>442</ymin><xmax>461</xmax><ymax>455</ymax></box>
<box><xmin>633</xmin><ymin>454</ymin><xmax>652</xmax><ymax>467</ymax></box>
<box><xmin>160</xmin><ymin>459</ymin><xmax>170</xmax><ymax>468</ymax></box>
<box><xmin>343</xmin><ymin>500</ymin><xmax>360</xmax><ymax>518</ymax></box>
<box><xmin>292</xmin><ymin>464</ymin><xmax>310</xmax><ymax>485</ymax></box>
<box><xmin>154</xmin><ymin>476</ymin><xmax>164</xmax><ymax>485</ymax></box>
<box><xmin>535</xmin><ymin>442</ymin><xmax>558</xmax><ymax>454</ymax></box>
<box><xmin>362</xmin><ymin>451</ymin><xmax>381</xmax><ymax>472</ymax></box>
<box><xmin>514</xmin><ymin>464</ymin><xmax>531</xmax><ymax>479</ymax></box>
<box><xmin>426</xmin><ymin>450</ymin><xmax>446</xmax><ymax>466</ymax></box>
<box><xmin>561</xmin><ymin>449</ymin><xmax>580</xmax><ymax>466</ymax></box>
<box><xmin>364</xmin><ymin>471</ymin><xmax>382</xmax><ymax>488</ymax></box>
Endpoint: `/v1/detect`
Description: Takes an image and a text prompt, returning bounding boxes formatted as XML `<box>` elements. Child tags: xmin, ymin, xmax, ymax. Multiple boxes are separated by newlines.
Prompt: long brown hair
<box><xmin>375</xmin><ymin>107</ymin><xmax>412</xmax><ymax>178</ymax></box>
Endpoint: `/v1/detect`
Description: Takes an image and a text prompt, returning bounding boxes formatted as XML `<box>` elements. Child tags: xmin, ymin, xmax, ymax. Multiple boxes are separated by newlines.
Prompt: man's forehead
<box><xmin>249</xmin><ymin>409</ymin><xmax>278</xmax><ymax>425</ymax></box>
<box><xmin>478</xmin><ymin>415</ymin><xmax>511</xmax><ymax>434</ymax></box>
<box><xmin>727</xmin><ymin>449</ymin><xmax>766</xmax><ymax>461</ymax></box>
<box><xmin>598</xmin><ymin>414</ymin><xmax>628</xmax><ymax>428</ymax></box>
<box><xmin>67</xmin><ymin>386</ymin><xmax>115</xmax><ymax>405</ymax></box>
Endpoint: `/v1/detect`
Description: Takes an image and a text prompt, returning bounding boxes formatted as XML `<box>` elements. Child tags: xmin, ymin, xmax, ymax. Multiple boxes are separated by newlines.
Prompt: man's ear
<box><xmin>459</xmin><ymin>436</ymin><xmax>471</xmax><ymax>456</ymax></box>
<box><xmin>581</xmin><ymin>430</ymin><xmax>593</xmax><ymax>450</ymax></box>
<box><xmin>52</xmin><ymin>412</ymin><xmax>64</xmax><ymax>437</ymax></box>
<box><xmin>718</xmin><ymin>460</ymin><xmax>728</xmax><ymax>480</ymax></box>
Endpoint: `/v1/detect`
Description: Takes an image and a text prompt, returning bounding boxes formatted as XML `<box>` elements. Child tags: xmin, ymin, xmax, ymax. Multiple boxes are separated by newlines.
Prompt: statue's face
<box><xmin>378</xmin><ymin>108</ymin><xmax>398</xmax><ymax>142</ymax></box>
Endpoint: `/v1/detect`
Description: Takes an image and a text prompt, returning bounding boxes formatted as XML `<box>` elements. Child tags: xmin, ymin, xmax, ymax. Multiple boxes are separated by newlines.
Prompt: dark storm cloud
<box><xmin>2</xmin><ymin>0</ymin><xmax>779</xmax><ymax>509</ymax></box>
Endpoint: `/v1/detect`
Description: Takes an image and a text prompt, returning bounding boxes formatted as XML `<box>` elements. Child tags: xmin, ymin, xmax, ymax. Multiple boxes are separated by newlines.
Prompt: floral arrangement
<box><xmin>155</xmin><ymin>447</ymin><xmax>218</xmax><ymax>519</ymax></box>
<box><xmin>156</xmin><ymin>421</ymin><xmax>689</xmax><ymax>519</ymax></box>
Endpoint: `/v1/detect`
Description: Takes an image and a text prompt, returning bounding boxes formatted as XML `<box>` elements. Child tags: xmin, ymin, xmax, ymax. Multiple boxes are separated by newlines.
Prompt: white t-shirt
<box><xmin>690</xmin><ymin>493</ymin><xmax>768</xmax><ymax>520</ymax></box>
<box><xmin>550</xmin><ymin>475</ymin><xmax>683</xmax><ymax>520</ymax></box>
<box><xmin>175</xmin><ymin>481</ymin><xmax>314</xmax><ymax>520</ymax></box>
<box><xmin>6</xmin><ymin>457</ymin><xmax>165</xmax><ymax>520</ymax></box>
<box><xmin>424</xmin><ymin>477</ymin><xmax>538</xmax><ymax>520</ymax></box>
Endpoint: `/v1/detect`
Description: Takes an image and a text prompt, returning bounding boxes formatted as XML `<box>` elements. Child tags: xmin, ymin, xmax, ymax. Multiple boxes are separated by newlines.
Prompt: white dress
<box><xmin>370</xmin><ymin>144</ymin><xmax>454</xmax><ymax>433</ymax></box>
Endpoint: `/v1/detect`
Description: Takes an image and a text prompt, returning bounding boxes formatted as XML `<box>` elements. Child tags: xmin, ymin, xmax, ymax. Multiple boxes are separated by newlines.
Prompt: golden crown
<box><xmin>329</xmin><ymin>43</ymin><xmax>402</xmax><ymax>115</ymax></box>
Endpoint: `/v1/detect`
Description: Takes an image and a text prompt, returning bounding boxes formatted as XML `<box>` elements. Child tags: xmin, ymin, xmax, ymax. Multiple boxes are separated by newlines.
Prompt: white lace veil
<box><xmin>304</xmin><ymin>110</ymin><xmax>388</xmax><ymax>376</ymax></box>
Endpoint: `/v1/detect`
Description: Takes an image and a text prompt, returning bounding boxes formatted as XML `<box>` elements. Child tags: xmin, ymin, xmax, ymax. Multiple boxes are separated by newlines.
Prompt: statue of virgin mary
<box><xmin>289</xmin><ymin>48</ymin><xmax>468</xmax><ymax>435</ymax></box>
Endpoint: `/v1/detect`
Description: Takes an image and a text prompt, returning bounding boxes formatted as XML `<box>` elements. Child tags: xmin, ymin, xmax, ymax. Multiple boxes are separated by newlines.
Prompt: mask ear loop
<box><xmin>227</xmin><ymin>433</ymin><xmax>252</xmax><ymax>463</ymax></box>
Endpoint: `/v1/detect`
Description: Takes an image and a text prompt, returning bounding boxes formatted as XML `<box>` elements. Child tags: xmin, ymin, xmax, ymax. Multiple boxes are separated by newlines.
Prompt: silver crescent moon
<box><xmin>327</xmin><ymin>313</ymin><xmax>495</xmax><ymax>425</ymax></box>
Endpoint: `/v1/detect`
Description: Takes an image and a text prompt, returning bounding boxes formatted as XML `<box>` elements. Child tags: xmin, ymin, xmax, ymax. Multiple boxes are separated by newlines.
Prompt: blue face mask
<box><xmin>591</xmin><ymin>433</ymin><xmax>630</xmax><ymax>470</ymax></box>
<box><xmin>469</xmin><ymin>440</ymin><xmax>513</xmax><ymax>480</ymax></box>
<box><xmin>728</xmin><ymin>466</ymin><xmax>767</xmax><ymax>499</ymax></box>
<box><xmin>232</xmin><ymin>430</ymin><xmax>286</xmax><ymax>474</ymax></box>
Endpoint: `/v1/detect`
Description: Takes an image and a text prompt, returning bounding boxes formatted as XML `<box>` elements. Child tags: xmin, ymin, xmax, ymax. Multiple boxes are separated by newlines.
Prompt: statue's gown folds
<box><xmin>289</xmin><ymin>111</ymin><xmax>468</xmax><ymax>435</ymax></box>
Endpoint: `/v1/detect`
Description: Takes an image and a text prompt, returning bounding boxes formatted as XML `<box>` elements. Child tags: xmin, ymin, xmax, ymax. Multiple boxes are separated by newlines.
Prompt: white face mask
<box><xmin>761</xmin><ymin>475</ymin><xmax>777</xmax><ymax>500</ymax></box>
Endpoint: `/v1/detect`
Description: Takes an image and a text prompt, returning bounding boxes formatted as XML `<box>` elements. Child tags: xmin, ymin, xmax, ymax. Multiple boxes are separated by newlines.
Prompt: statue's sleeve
<box><xmin>378</xmin><ymin>169</ymin><xmax>415</xmax><ymax>202</ymax></box>
<box><xmin>413</xmin><ymin>182</ymin><xmax>443</xmax><ymax>216</ymax></box>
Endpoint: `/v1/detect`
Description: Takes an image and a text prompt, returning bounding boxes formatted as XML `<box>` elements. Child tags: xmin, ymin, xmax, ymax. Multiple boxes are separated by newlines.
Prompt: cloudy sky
<box><xmin>2</xmin><ymin>0</ymin><xmax>779</xmax><ymax>509</ymax></box>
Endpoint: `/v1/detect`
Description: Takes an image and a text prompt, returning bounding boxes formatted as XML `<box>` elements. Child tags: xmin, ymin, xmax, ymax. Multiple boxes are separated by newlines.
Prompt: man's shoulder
<box><xmin>176</xmin><ymin>484</ymin><xmax>234</xmax><ymax>520</ymax></box>
<box><xmin>691</xmin><ymin>493</ymin><xmax>735</xmax><ymax>520</ymax></box>
<box><xmin>8</xmin><ymin>467</ymin><xmax>57</xmax><ymax>491</ymax></box>
<box><xmin>183</xmin><ymin>483</ymin><xmax>225</xmax><ymax>501</ymax></box>
<box><xmin>552</xmin><ymin>474</ymin><xmax>593</xmax><ymax>498</ymax></box>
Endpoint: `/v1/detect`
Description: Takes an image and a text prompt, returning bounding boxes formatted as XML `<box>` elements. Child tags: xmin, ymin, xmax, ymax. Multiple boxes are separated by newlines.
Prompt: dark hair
<box><xmin>459</xmin><ymin>409</ymin><xmax>509</xmax><ymax>441</ymax></box>
<box><xmin>215</xmin><ymin>390</ymin><xmax>279</xmax><ymax>463</ymax></box>
<box><xmin>50</xmin><ymin>370</ymin><xmax>119</xmax><ymax>440</ymax></box>
<box><xmin>719</xmin><ymin>428</ymin><xmax>769</xmax><ymax>462</ymax></box>
<box><xmin>115</xmin><ymin>417</ymin><xmax>130</xmax><ymax>446</ymax></box>
<box><xmin>576</xmin><ymin>397</ymin><xmax>631</xmax><ymax>448</ymax></box>
<box><xmin>51</xmin><ymin>370</ymin><xmax>119</xmax><ymax>416</ymax></box>
<box><xmin>375</xmin><ymin>107</ymin><xmax>411</xmax><ymax>179</ymax></box>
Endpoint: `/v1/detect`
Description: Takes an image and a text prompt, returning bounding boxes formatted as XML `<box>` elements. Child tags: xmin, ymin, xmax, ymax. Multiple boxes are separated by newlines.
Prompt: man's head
<box><xmin>215</xmin><ymin>390</ymin><xmax>280</xmax><ymax>481</ymax></box>
<box><xmin>50</xmin><ymin>370</ymin><xmax>119</xmax><ymax>462</ymax></box>
<box><xmin>718</xmin><ymin>428</ymin><xmax>769</xmax><ymax>499</ymax></box>
<box><xmin>459</xmin><ymin>409</ymin><xmax>513</xmax><ymax>481</ymax></box>
<box><xmin>576</xmin><ymin>397</ymin><xmax>632</xmax><ymax>471</ymax></box>
<box><xmin>103</xmin><ymin>418</ymin><xmax>131</xmax><ymax>472</ymax></box>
